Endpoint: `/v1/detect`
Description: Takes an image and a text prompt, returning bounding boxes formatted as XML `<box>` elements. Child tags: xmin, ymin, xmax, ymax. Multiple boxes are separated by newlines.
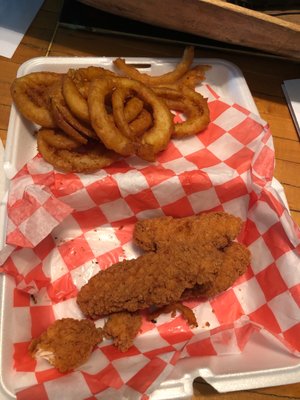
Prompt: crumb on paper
<box><xmin>147</xmin><ymin>303</ymin><xmax>198</xmax><ymax>328</ymax></box>
<box><xmin>103</xmin><ymin>312</ymin><xmax>142</xmax><ymax>352</ymax></box>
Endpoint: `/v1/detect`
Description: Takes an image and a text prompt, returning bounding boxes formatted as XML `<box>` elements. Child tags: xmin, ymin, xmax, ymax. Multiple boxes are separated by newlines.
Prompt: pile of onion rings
<box><xmin>10</xmin><ymin>46</ymin><xmax>210</xmax><ymax>173</ymax></box>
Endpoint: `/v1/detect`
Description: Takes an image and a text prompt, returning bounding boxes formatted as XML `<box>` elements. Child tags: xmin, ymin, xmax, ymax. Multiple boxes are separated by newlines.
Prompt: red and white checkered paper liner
<box><xmin>1</xmin><ymin>86</ymin><xmax>300</xmax><ymax>400</ymax></box>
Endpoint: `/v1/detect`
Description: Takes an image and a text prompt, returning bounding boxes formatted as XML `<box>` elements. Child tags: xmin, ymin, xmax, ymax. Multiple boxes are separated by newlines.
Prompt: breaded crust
<box><xmin>77</xmin><ymin>242</ymin><xmax>250</xmax><ymax>319</ymax></box>
<box><xmin>103</xmin><ymin>312</ymin><xmax>142</xmax><ymax>352</ymax></box>
<box><xmin>133</xmin><ymin>212</ymin><xmax>243</xmax><ymax>251</ymax></box>
<box><xmin>29</xmin><ymin>318</ymin><xmax>103</xmax><ymax>373</ymax></box>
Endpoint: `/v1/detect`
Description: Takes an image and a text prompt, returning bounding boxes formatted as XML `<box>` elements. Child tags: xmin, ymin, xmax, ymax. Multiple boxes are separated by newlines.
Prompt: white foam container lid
<box><xmin>0</xmin><ymin>56</ymin><xmax>298</xmax><ymax>399</ymax></box>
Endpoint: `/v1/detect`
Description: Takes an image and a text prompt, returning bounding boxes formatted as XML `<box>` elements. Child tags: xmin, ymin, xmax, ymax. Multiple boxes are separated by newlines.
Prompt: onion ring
<box><xmin>162</xmin><ymin>98</ymin><xmax>195</xmax><ymax>114</ymax></box>
<box><xmin>11</xmin><ymin>72</ymin><xmax>62</xmax><ymax>127</ymax></box>
<box><xmin>89</xmin><ymin>77</ymin><xmax>173</xmax><ymax>160</ymax></box>
<box><xmin>88</xmin><ymin>79</ymin><xmax>135</xmax><ymax>156</ymax></box>
<box><xmin>69</xmin><ymin>66</ymin><xmax>116</xmax><ymax>83</ymax></box>
<box><xmin>50</xmin><ymin>82</ymin><xmax>97</xmax><ymax>142</ymax></box>
<box><xmin>113</xmin><ymin>46</ymin><xmax>194</xmax><ymax>86</ymax></box>
<box><xmin>37</xmin><ymin>129</ymin><xmax>81</xmax><ymax>150</ymax></box>
<box><xmin>112</xmin><ymin>88</ymin><xmax>152</xmax><ymax>137</ymax></box>
<box><xmin>129</xmin><ymin>109</ymin><xmax>153</xmax><ymax>136</ymax></box>
<box><xmin>62</xmin><ymin>75</ymin><xmax>90</xmax><ymax>123</ymax></box>
<box><xmin>11</xmin><ymin>51</ymin><xmax>211</xmax><ymax>170</ymax></box>
<box><xmin>67</xmin><ymin>66</ymin><xmax>117</xmax><ymax>100</ymax></box>
<box><xmin>37</xmin><ymin>132</ymin><xmax>118</xmax><ymax>173</ymax></box>
<box><xmin>153</xmin><ymin>85</ymin><xmax>210</xmax><ymax>137</ymax></box>
<box><xmin>112</xmin><ymin>87</ymin><xmax>138</xmax><ymax>139</ymax></box>
<box><xmin>62</xmin><ymin>67</ymin><xmax>118</xmax><ymax>123</ymax></box>
<box><xmin>175</xmin><ymin>85</ymin><xmax>210</xmax><ymax>138</ymax></box>
<box><xmin>124</xmin><ymin>96</ymin><xmax>144</xmax><ymax>122</ymax></box>
<box><xmin>63</xmin><ymin>75</ymin><xmax>144</xmax><ymax>127</ymax></box>
<box><xmin>177</xmin><ymin>65</ymin><xmax>211</xmax><ymax>88</ymax></box>
<box><xmin>153</xmin><ymin>86</ymin><xmax>182</xmax><ymax>100</ymax></box>
<box><xmin>51</xmin><ymin>97</ymin><xmax>88</xmax><ymax>145</ymax></box>
<box><xmin>107</xmin><ymin>109</ymin><xmax>152</xmax><ymax>137</ymax></box>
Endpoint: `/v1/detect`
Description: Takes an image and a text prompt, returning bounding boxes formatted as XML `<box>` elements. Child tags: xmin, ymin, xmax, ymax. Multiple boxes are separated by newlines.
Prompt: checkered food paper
<box><xmin>1</xmin><ymin>86</ymin><xmax>300</xmax><ymax>400</ymax></box>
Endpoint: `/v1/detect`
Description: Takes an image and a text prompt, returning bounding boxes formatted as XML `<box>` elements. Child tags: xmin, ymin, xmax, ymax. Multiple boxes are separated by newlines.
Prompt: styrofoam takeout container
<box><xmin>0</xmin><ymin>56</ymin><xmax>298</xmax><ymax>399</ymax></box>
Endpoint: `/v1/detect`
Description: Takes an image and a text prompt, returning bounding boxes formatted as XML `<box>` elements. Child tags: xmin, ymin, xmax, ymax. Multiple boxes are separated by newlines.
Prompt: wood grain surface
<box><xmin>79</xmin><ymin>0</ymin><xmax>300</xmax><ymax>59</ymax></box>
<box><xmin>0</xmin><ymin>1</ymin><xmax>299</xmax><ymax>399</ymax></box>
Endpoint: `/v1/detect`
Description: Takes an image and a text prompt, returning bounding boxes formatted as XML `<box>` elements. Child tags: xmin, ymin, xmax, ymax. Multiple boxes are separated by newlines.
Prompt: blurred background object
<box><xmin>226</xmin><ymin>0</ymin><xmax>300</xmax><ymax>22</ymax></box>
<box><xmin>0</xmin><ymin>0</ymin><xmax>43</xmax><ymax>58</ymax></box>
<box><xmin>77</xmin><ymin>0</ymin><xmax>300</xmax><ymax>59</ymax></box>
<box><xmin>226</xmin><ymin>0</ymin><xmax>300</xmax><ymax>10</ymax></box>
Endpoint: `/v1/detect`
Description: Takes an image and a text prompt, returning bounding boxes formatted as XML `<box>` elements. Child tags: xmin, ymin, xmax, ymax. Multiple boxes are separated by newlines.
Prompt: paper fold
<box><xmin>1</xmin><ymin>90</ymin><xmax>299</xmax><ymax>400</ymax></box>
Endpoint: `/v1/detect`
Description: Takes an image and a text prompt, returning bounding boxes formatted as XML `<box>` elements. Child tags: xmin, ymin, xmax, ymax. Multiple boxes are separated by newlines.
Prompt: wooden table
<box><xmin>0</xmin><ymin>1</ymin><xmax>299</xmax><ymax>399</ymax></box>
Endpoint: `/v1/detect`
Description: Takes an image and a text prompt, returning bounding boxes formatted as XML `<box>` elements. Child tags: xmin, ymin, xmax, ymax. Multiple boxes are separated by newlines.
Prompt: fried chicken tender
<box><xmin>29</xmin><ymin>318</ymin><xmax>103</xmax><ymax>373</ymax></box>
<box><xmin>133</xmin><ymin>212</ymin><xmax>243</xmax><ymax>252</ymax></box>
<box><xmin>103</xmin><ymin>312</ymin><xmax>142</xmax><ymax>352</ymax></box>
<box><xmin>180</xmin><ymin>241</ymin><xmax>251</xmax><ymax>299</ymax></box>
<box><xmin>77</xmin><ymin>242</ymin><xmax>250</xmax><ymax>319</ymax></box>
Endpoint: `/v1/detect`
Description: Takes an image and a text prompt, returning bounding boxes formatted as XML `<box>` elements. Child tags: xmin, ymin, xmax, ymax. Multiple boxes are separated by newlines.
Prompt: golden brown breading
<box><xmin>103</xmin><ymin>312</ymin><xmax>142</xmax><ymax>352</ymax></box>
<box><xmin>29</xmin><ymin>318</ymin><xmax>103</xmax><ymax>373</ymax></box>
<box><xmin>205</xmin><ymin>241</ymin><xmax>250</xmax><ymax>296</ymax></box>
<box><xmin>77</xmin><ymin>242</ymin><xmax>250</xmax><ymax>319</ymax></box>
<box><xmin>77</xmin><ymin>243</ymin><xmax>221</xmax><ymax>318</ymax></box>
<box><xmin>180</xmin><ymin>242</ymin><xmax>250</xmax><ymax>299</ymax></box>
<box><xmin>133</xmin><ymin>212</ymin><xmax>243</xmax><ymax>252</ymax></box>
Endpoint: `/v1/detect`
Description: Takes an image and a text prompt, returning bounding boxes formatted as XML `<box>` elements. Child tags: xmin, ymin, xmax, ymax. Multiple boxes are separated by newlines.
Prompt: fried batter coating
<box><xmin>181</xmin><ymin>242</ymin><xmax>251</xmax><ymax>299</ymax></box>
<box><xmin>29</xmin><ymin>318</ymin><xmax>103</xmax><ymax>373</ymax></box>
<box><xmin>133</xmin><ymin>212</ymin><xmax>243</xmax><ymax>252</ymax></box>
<box><xmin>77</xmin><ymin>242</ymin><xmax>250</xmax><ymax>319</ymax></box>
<box><xmin>49</xmin><ymin>80</ymin><xmax>97</xmax><ymax>142</ymax></box>
<box><xmin>37</xmin><ymin>128</ymin><xmax>81</xmax><ymax>150</ymax></box>
<box><xmin>113</xmin><ymin>46</ymin><xmax>194</xmax><ymax>86</ymax></box>
<box><xmin>103</xmin><ymin>312</ymin><xmax>142</xmax><ymax>352</ymax></box>
<box><xmin>37</xmin><ymin>132</ymin><xmax>118</xmax><ymax>173</ymax></box>
<box><xmin>11</xmin><ymin>72</ymin><xmax>62</xmax><ymax>128</ymax></box>
<box><xmin>147</xmin><ymin>303</ymin><xmax>198</xmax><ymax>327</ymax></box>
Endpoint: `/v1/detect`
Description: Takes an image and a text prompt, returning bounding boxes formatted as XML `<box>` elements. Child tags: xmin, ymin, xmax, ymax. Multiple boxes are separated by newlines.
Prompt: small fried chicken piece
<box><xmin>103</xmin><ymin>312</ymin><xmax>142</xmax><ymax>352</ymax></box>
<box><xmin>77</xmin><ymin>242</ymin><xmax>250</xmax><ymax>319</ymax></box>
<box><xmin>133</xmin><ymin>212</ymin><xmax>243</xmax><ymax>252</ymax></box>
<box><xmin>148</xmin><ymin>303</ymin><xmax>198</xmax><ymax>328</ymax></box>
<box><xmin>29</xmin><ymin>318</ymin><xmax>103</xmax><ymax>373</ymax></box>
